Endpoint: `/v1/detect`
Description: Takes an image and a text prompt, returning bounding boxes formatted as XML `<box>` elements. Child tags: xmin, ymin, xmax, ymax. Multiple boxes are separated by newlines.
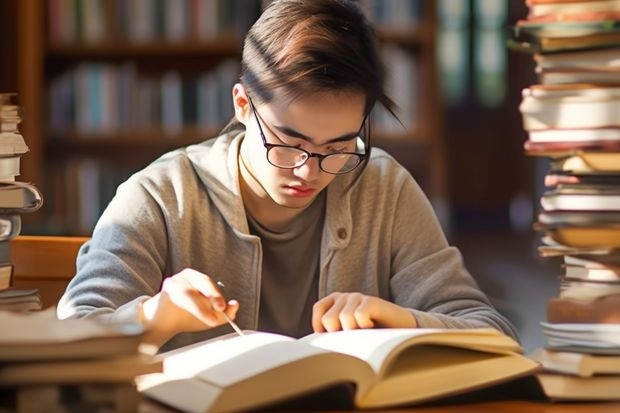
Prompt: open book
<box><xmin>137</xmin><ymin>328</ymin><xmax>540</xmax><ymax>413</ymax></box>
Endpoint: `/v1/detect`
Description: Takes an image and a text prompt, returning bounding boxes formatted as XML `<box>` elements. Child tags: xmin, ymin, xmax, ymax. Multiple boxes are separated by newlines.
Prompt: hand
<box><xmin>312</xmin><ymin>292</ymin><xmax>417</xmax><ymax>333</ymax></box>
<box><xmin>140</xmin><ymin>268</ymin><xmax>240</xmax><ymax>349</ymax></box>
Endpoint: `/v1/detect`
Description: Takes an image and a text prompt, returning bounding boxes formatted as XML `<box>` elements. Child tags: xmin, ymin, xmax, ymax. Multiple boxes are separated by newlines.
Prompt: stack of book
<box><xmin>510</xmin><ymin>0</ymin><xmax>620</xmax><ymax>401</ymax></box>
<box><xmin>0</xmin><ymin>309</ymin><xmax>161</xmax><ymax>413</ymax></box>
<box><xmin>0</xmin><ymin>93</ymin><xmax>44</xmax><ymax>311</ymax></box>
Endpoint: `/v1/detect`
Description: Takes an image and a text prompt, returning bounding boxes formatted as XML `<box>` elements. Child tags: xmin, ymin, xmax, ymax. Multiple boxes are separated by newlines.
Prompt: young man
<box><xmin>58</xmin><ymin>0</ymin><xmax>517</xmax><ymax>351</ymax></box>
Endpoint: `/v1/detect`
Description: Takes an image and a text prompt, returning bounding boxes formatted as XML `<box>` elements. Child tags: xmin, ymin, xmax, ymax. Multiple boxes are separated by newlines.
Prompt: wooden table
<box><xmin>397</xmin><ymin>401</ymin><xmax>620</xmax><ymax>412</ymax></box>
<box><xmin>139</xmin><ymin>399</ymin><xmax>620</xmax><ymax>413</ymax></box>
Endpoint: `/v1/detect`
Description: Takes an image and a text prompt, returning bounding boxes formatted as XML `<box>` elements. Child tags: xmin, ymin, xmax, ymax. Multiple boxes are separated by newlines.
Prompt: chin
<box><xmin>273</xmin><ymin>194</ymin><xmax>316</xmax><ymax>210</ymax></box>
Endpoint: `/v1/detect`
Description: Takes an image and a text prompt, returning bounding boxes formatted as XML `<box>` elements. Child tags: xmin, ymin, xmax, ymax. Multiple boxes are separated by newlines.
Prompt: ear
<box><xmin>232</xmin><ymin>83</ymin><xmax>251</xmax><ymax>125</ymax></box>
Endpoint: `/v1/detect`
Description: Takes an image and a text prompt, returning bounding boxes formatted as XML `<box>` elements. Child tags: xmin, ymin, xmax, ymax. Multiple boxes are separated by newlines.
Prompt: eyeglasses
<box><xmin>247</xmin><ymin>96</ymin><xmax>368</xmax><ymax>175</ymax></box>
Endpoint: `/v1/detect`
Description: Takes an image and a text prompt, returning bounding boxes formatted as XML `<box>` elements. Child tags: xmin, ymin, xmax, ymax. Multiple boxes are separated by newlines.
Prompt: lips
<box><xmin>285</xmin><ymin>185</ymin><xmax>315</xmax><ymax>197</ymax></box>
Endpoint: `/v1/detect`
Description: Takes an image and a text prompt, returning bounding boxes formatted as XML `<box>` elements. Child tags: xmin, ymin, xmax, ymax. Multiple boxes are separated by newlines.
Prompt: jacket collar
<box><xmin>186</xmin><ymin>130</ymin><xmax>357</xmax><ymax>247</ymax></box>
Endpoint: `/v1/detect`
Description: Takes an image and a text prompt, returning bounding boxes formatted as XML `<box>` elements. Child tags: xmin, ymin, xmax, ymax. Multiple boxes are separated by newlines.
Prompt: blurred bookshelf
<box><xmin>12</xmin><ymin>0</ymin><xmax>446</xmax><ymax>235</ymax></box>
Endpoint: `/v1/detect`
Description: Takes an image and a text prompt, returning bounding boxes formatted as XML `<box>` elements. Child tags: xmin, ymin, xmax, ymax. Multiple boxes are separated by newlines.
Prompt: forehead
<box><xmin>261</xmin><ymin>90</ymin><xmax>366</xmax><ymax>138</ymax></box>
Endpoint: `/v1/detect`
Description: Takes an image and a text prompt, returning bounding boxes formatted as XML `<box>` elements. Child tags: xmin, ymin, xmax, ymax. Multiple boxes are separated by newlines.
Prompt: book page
<box><xmin>299</xmin><ymin>328</ymin><xmax>519</xmax><ymax>375</ymax></box>
<box><xmin>141</xmin><ymin>331</ymin><xmax>376</xmax><ymax>413</ymax></box>
<box><xmin>159</xmin><ymin>331</ymin><xmax>343</xmax><ymax>387</ymax></box>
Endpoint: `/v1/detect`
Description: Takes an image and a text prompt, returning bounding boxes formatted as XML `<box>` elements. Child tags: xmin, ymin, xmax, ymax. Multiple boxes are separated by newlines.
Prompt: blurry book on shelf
<box><xmin>0</xmin><ymin>288</ymin><xmax>41</xmax><ymax>312</ymax></box>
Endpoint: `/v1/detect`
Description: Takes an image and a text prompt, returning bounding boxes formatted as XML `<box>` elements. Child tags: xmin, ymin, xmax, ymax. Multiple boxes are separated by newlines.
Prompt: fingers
<box><xmin>312</xmin><ymin>292</ymin><xmax>376</xmax><ymax>333</ymax></box>
<box><xmin>175</xmin><ymin>268</ymin><xmax>227</xmax><ymax>312</ymax></box>
<box><xmin>224</xmin><ymin>299</ymin><xmax>240</xmax><ymax>319</ymax></box>
<box><xmin>150</xmin><ymin>269</ymin><xmax>239</xmax><ymax>330</ymax></box>
<box><xmin>161</xmin><ymin>275</ymin><xmax>220</xmax><ymax>326</ymax></box>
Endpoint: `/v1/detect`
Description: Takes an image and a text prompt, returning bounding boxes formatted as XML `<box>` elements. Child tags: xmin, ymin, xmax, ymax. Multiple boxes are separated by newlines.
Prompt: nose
<box><xmin>294</xmin><ymin>156</ymin><xmax>322</xmax><ymax>181</ymax></box>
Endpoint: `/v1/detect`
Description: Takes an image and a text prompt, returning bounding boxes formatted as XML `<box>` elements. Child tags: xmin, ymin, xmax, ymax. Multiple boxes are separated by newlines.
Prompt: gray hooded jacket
<box><xmin>58</xmin><ymin>131</ymin><xmax>518</xmax><ymax>350</ymax></box>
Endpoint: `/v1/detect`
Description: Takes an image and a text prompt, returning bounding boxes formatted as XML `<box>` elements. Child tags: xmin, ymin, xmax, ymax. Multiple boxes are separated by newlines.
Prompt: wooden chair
<box><xmin>9</xmin><ymin>235</ymin><xmax>90</xmax><ymax>308</ymax></box>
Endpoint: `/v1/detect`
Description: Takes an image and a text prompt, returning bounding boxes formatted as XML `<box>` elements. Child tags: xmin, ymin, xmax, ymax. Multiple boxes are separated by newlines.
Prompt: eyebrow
<box><xmin>273</xmin><ymin>124</ymin><xmax>360</xmax><ymax>144</ymax></box>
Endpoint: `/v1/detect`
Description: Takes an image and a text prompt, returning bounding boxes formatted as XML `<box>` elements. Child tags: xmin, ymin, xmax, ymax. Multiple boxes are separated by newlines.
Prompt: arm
<box><xmin>57</xmin><ymin>167</ymin><xmax>239</xmax><ymax>350</ymax></box>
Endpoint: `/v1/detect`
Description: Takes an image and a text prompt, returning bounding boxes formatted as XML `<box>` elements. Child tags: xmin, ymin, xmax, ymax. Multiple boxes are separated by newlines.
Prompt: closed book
<box><xmin>541</xmin><ymin>322</ymin><xmax>620</xmax><ymax>353</ymax></box>
<box><xmin>538</xmin><ymin>225</ymin><xmax>620</xmax><ymax>248</ymax></box>
<box><xmin>510</xmin><ymin>20</ymin><xmax>620</xmax><ymax>52</ymax></box>
<box><xmin>527</xmin><ymin>1</ymin><xmax>620</xmax><ymax>21</ymax></box>
<box><xmin>541</xmin><ymin>186</ymin><xmax>620</xmax><ymax>211</ymax></box>
<box><xmin>560</xmin><ymin>279</ymin><xmax>620</xmax><ymax>301</ymax></box>
<box><xmin>536</xmin><ymin>211</ymin><xmax>620</xmax><ymax>243</ymax></box>
<box><xmin>531</xmin><ymin>347</ymin><xmax>620</xmax><ymax>377</ymax></box>
<box><xmin>544</xmin><ymin>172</ymin><xmax>620</xmax><ymax>187</ymax></box>
<box><xmin>547</xmin><ymin>295</ymin><xmax>620</xmax><ymax>324</ymax></box>
<box><xmin>0</xmin><ymin>264</ymin><xmax>12</xmax><ymax>291</ymax></box>
<box><xmin>534</xmin><ymin>46</ymin><xmax>620</xmax><ymax>71</ymax></box>
<box><xmin>0</xmin><ymin>288</ymin><xmax>42</xmax><ymax>312</ymax></box>
<box><xmin>565</xmin><ymin>252</ymin><xmax>620</xmax><ymax>267</ymax></box>
<box><xmin>0</xmin><ymin>354</ymin><xmax>162</xmax><ymax>385</ymax></box>
<box><xmin>548</xmin><ymin>151</ymin><xmax>620</xmax><ymax>173</ymax></box>
<box><xmin>519</xmin><ymin>84</ymin><xmax>620</xmax><ymax>131</ymax></box>
<box><xmin>0</xmin><ymin>182</ymin><xmax>43</xmax><ymax>213</ymax></box>
<box><xmin>524</xmin><ymin>139</ymin><xmax>620</xmax><ymax>156</ymax></box>
<box><xmin>563</xmin><ymin>264</ymin><xmax>620</xmax><ymax>282</ymax></box>
<box><xmin>529</xmin><ymin>128</ymin><xmax>620</xmax><ymax>143</ymax></box>
<box><xmin>0</xmin><ymin>308</ymin><xmax>144</xmax><ymax>361</ymax></box>
<box><xmin>535</xmin><ymin>373</ymin><xmax>620</xmax><ymax>401</ymax></box>
<box><xmin>538</xmin><ymin>69</ymin><xmax>620</xmax><ymax>86</ymax></box>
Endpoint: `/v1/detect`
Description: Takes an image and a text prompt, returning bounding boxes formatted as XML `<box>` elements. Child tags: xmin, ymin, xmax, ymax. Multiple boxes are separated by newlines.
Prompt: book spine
<box><xmin>547</xmin><ymin>295</ymin><xmax>620</xmax><ymax>323</ymax></box>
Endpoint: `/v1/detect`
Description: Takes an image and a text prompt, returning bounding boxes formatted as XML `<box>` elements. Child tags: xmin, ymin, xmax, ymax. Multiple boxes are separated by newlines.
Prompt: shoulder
<box><xmin>124</xmin><ymin>132</ymin><xmax>241</xmax><ymax>192</ymax></box>
<box><xmin>361</xmin><ymin>146</ymin><xmax>422</xmax><ymax>192</ymax></box>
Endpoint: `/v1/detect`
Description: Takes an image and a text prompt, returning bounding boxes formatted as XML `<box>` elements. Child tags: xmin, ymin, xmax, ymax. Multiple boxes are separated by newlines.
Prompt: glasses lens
<box><xmin>267</xmin><ymin>146</ymin><xmax>309</xmax><ymax>168</ymax></box>
<box><xmin>321</xmin><ymin>154</ymin><xmax>362</xmax><ymax>174</ymax></box>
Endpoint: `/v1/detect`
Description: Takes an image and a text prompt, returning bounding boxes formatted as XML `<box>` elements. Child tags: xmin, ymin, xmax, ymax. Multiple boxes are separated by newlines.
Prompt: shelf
<box><xmin>46</xmin><ymin>127</ymin><xmax>221</xmax><ymax>160</ymax></box>
<box><xmin>15</xmin><ymin>0</ymin><xmax>445</xmax><ymax>235</ymax></box>
<box><xmin>46</xmin><ymin>36</ymin><xmax>242</xmax><ymax>60</ymax></box>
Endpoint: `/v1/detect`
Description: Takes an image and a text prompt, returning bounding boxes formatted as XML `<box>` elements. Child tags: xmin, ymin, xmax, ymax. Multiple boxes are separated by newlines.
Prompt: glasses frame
<box><xmin>247</xmin><ymin>95</ymin><xmax>369</xmax><ymax>175</ymax></box>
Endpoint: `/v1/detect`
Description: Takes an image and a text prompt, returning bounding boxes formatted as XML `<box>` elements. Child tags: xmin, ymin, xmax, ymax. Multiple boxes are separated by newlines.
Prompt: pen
<box><xmin>216</xmin><ymin>281</ymin><xmax>245</xmax><ymax>336</ymax></box>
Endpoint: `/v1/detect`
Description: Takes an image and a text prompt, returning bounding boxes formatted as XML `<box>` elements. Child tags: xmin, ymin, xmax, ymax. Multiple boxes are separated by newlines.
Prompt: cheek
<box><xmin>317</xmin><ymin>172</ymin><xmax>337</xmax><ymax>190</ymax></box>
